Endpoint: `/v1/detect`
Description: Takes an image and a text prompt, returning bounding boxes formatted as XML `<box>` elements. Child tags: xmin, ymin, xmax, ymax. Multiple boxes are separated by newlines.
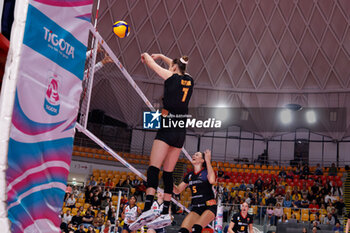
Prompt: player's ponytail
<box><xmin>173</xmin><ymin>55</ymin><xmax>188</xmax><ymax>75</ymax></box>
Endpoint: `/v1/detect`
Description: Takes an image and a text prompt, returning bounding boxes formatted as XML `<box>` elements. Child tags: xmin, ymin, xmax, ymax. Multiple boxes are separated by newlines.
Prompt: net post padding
<box><xmin>0</xmin><ymin>0</ymin><xmax>31</xmax><ymax>231</ymax></box>
<box><xmin>75</xmin><ymin>123</ymin><xmax>191</xmax><ymax>215</ymax></box>
<box><xmin>90</xmin><ymin>29</ymin><xmax>193</xmax><ymax>162</ymax></box>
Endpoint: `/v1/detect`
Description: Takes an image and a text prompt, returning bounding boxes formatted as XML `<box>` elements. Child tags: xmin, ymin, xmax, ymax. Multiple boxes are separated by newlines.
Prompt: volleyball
<box><xmin>113</xmin><ymin>21</ymin><xmax>130</xmax><ymax>38</ymax></box>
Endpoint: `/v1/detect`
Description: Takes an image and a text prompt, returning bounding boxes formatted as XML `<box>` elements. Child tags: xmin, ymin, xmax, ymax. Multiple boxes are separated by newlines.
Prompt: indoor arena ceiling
<box><xmin>96</xmin><ymin>0</ymin><xmax>350</xmax><ymax>92</ymax></box>
<box><xmin>91</xmin><ymin>0</ymin><xmax>350</xmax><ymax>139</ymax></box>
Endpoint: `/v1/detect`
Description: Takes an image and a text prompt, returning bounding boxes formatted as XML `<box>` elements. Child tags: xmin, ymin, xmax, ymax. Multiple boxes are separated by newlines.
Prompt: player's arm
<box><xmin>173</xmin><ymin>182</ymin><xmax>188</xmax><ymax>194</ymax></box>
<box><xmin>249</xmin><ymin>224</ymin><xmax>253</xmax><ymax>233</ymax></box>
<box><xmin>151</xmin><ymin>54</ymin><xmax>172</xmax><ymax>67</ymax></box>
<box><xmin>228</xmin><ymin>221</ymin><xmax>235</xmax><ymax>233</ymax></box>
<box><xmin>121</xmin><ymin>206</ymin><xmax>126</xmax><ymax>219</ymax></box>
<box><xmin>141</xmin><ymin>53</ymin><xmax>172</xmax><ymax>80</ymax></box>
<box><xmin>346</xmin><ymin>218</ymin><xmax>350</xmax><ymax>233</ymax></box>
<box><xmin>204</xmin><ymin>149</ymin><xmax>216</xmax><ymax>184</ymax></box>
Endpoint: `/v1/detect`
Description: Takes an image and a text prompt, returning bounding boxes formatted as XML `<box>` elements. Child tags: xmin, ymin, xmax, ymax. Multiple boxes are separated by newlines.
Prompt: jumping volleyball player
<box><xmin>173</xmin><ymin>150</ymin><xmax>216</xmax><ymax>233</ymax></box>
<box><xmin>129</xmin><ymin>53</ymin><xmax>194</xmax><ymax>230</ymax></box>
<box><xmin>122</xmin><ymin>196</ymin><xmax>141</xmax><ymax>233</ymax></box>
<box><xmin>228</xmin><ymin>202</ymin><xmax>253</xmax><ymax>233</ymax></box>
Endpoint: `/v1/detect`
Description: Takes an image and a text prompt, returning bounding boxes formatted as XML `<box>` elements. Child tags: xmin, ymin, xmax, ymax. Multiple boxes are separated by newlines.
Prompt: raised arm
<box><xmin>151</xmin><ymin>53</ymin><xmax>172</xmax><ymax>67</ymax></box>
<box><xmin>173</xmin><ymin>182</ymin><xmax>188</xmax><ymax>195</ymax></box>
<box><xmin>141</xmin><ymin>53</ymin><xmax>172</xmax><ymax>80</ymax></box>
<box><xmin>204</xmin><ymin>149</ymin><xmax>216</xmax><ymax>184</ymax></box>
<box><xmin>249</xmin><ymin>224</ymin><xmax>253</xmax><ymax>233</ymax></box>
<box><xmin>228</xmin><ymin>221</ymin><xmax>235</xmax><ymax>233</ymax></box>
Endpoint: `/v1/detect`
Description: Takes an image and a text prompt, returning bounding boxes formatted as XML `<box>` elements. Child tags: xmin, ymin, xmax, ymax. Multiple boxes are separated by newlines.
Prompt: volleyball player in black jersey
<box><xmin>173</xmin><ymin>149</ymin><xmax>216</xmax><ymax>233</ymax></box>
<box><xmin>130</xmin><ymin>53</ymin><xmax>194</xmax><ymax>230</ymax></box>
<box><xmin>228</xmin><ymin>202</ymin><xmax>253</xmax><ymax>233</ymax></box>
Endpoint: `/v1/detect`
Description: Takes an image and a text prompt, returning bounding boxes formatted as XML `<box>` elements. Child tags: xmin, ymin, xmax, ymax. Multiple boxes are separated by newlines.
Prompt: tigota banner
<box><xmin>6</xmin><ymin>0</ymin><xmax>92</xmax><ymax>232</ymax></box>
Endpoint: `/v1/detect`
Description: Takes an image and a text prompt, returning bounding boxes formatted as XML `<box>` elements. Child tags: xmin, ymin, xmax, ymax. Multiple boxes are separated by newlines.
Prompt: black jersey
<box><xmin>230</xmin><ymin>213</ymin><xmax>253</xmax><ymax>233</ymax></box>
<box><xmin>183</xmin><ymin>169</ymin><xmax>215</xmax><ymax>207</ymax></box>
<box><xmin>163</xmin><ymin>73</ymin><xmax>193</xmax><ymax>114</ymax></box>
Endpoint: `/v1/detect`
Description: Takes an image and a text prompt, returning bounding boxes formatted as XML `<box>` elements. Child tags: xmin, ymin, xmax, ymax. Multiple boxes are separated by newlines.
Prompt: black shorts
<box><xmin>191</xmin><ymin>205</ymin><xmax>217</xmax><ymax>216</ymax></box>
<box><xmin>155</xmin><ymin>128</ymin><xmax>186</xmax><ymax>148</ymax></box>
<box><xmin>123</xmin><ymin>223</ymin><xmax>131</xmax><ymax>232</ymax></box>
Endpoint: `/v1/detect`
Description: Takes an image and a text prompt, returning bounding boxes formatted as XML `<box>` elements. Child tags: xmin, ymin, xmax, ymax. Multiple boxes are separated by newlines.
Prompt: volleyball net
<box><xmin>77</xmin><ymin>27</ymin><xmax>195</xmax><ymax>214</ymax></box>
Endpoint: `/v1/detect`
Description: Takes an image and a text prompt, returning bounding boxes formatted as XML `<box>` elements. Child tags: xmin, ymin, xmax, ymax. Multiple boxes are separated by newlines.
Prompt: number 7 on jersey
<box><xmin>182</xmin><ymin>87</ymin><xmax>189</xmax><ymax>102</ymax></box>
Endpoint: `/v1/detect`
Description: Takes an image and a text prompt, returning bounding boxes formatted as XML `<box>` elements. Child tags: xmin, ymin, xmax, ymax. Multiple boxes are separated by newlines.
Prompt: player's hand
<box><xmin>204</xmin><ymin>149</ymin><xmax>211</xmax><ymax>162</ymax></box>
<box><xmin>102</xmin><ymin>54</ymin><xmax>113</xmax><ymax>65</ymax></box>
<box><xmin>151</xmin><ymin>54</ymin><xmax>162</xmax><ymax>60</ymax></box>
<box><xmin>97</xmin><ymin>43</ymin><xmax>103</xmax><ymax>53</ymax></box>
<box><xmin>141</xmin><ymin>53</ymin><xmax>146</xmax><ymax>63</ymax></box>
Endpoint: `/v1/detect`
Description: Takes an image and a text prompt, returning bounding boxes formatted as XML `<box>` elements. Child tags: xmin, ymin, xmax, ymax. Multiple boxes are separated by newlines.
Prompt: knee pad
<box><xmin>163</xmin><ymin>171</ymin><xmax>173</xmax><ymax>194</ymax></box>
<box><xmin>192</xmin><ymin>224</ymin><xmax>202</xmax><ymax>233</ymax></box>
<box><xmin>178</xmin><ymin>228</ymin><xmax>189</xmax><ymax>233</ymax></box>
<box><xmin>147</xmin><ymin>166</ymin><xmax>160</xmax><ymax>189</ymax></box>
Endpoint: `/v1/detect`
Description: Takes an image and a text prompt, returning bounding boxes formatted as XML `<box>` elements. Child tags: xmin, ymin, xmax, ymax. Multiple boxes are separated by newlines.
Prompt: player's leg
<box><xmin>161</xmin><ymin>146</ymin><xmax>182</xmax><ymax>213</ymax></box>
<box><xmin>145</xmin><ymin>146</ymin><xmax>181</xmax><ymax>229</ymax></box>
<box><xmin>147</xmin><ymin>229</ymin><xmax>156</xmax><ymax>233</ymax></box>
<box><xmin>129</xmin><ymin>140</ymin><xmax>169</xmax><ymax>231</ymax></box>
<box><xmin>179</xmin><ymin>212</ymin><xmax>201</xmax><ymax>233</ymax></box>
<box><xmin>191</xmin><ymin>210</ymin><xmax>216</xmax><ymax>233</ymax></box>
<box><xmin>145</xmin><ymin>139</ymin><xmax>170</xmax><ymax>209</ymax></box>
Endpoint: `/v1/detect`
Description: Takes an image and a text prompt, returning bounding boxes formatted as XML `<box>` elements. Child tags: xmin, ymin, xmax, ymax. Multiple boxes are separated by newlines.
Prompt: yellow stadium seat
<box><xmin>267</xmin><ymin>165</ymin><xmax>273</xmax><ymax>170</ymax></box>
<box><xmin>242</xmin><ymin>164</ymin><xmax>248</xmax><ymax>169</ymax></box>
<box><xmin>252</xmin><ymin>205</ymin><xmax>258</xmax><ymax>215</ymax></box>
<box><xmin>76</xmin><ymin>203</ymin><xmax>82</xmax><ymax>208</ymax></box>
<box><xmin>261</xmin><ymin>165</ymin><xmax>267</xmax><ymax>170</ymax></box>
<box><xmin>254</xmin><ymin>164</ymin><xmax>260</xmax><ymax>169</ymax></box>
<box><xmin>236</xmin><ymin>164</ymin><xmax>241</xmax><ymax>169</ymax></box>
<box><xmin>301</xmin><ymin>213</ymin><xmax>309</xmax><ymax>222</ymax></box>
<box><xmin>238</xmin><ymin>191</ymin><xmax>245</xmax><ymax>198</ymax></box>
<box><xmin>310</xmin><ymin>214</ymin><xmax>316</xmax><ymax>222</ymax></box>
<box><xmin>218</xmin><ymin>162</ymin><xmax>223</xmax><ymax>167</ymax></box>
<box><xmin>223</xmin><ymin>162</ymin><xmax>229</xmax><ymax>168</ymax></box>
<box><xmin>83</xmin><ymin>203</ymin><xmax>90</xmax><ymax>209</ymax></box>
<box><xmin>63</xmin><ymin>207</ymin><xmax>70</xmax><ymax>213</ymax></box>
<box><xmin>301</xmin><ymin>209</ymin><xmax>309</xmax><ymax>215</ymax></box>
<box><xmin>284</xmin><ymin>208</ymin><xmax>291</xmax><ymax>215</ymax></box>
<box><xmin>293</xmin><ymin>210</ymin><xmax>300</xmax><ymax>220</ymax></box>
<box><xmin>137</xmin><ymin>202</ymin><xmax>145</xmax><ymax>209</ymax></box>
<box><xmin>72</xmin><ymin>208</ymin><xmax>78</xmax><ymax>216</ymax></box>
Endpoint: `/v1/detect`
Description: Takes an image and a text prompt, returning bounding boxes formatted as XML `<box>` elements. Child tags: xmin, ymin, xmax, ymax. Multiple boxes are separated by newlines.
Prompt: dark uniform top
<box><xmin>183</xmin><ymin>169</ymin><xmax>215</xmax><ymax>207</ymax></box>
<box><xmin>230</xmin><ymin>213</ymin><xmax>253</xmax><ymax>233</ymax></box>
<box><xmin>163</xmin><ymin>73</ymin><xmax>193</xmax><ymax>115</ymax></box>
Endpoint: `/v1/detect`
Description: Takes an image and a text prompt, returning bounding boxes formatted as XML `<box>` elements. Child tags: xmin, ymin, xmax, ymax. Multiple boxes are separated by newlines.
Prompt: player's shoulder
<box><xmin>232</xmin><ymin>212</ymin><xmax>240</xmax><ymax>219</ymax></box>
